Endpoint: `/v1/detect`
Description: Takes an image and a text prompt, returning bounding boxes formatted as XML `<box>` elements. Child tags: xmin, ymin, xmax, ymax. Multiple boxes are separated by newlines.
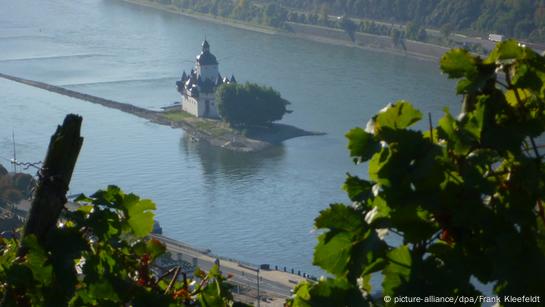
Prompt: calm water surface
<box><xmin>0</xmin><ymin>0</ymin><xmax>459</xmax><ymax>276</ymax></box>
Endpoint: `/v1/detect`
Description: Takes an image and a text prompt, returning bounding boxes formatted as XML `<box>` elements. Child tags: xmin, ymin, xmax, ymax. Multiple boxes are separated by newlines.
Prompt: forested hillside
<box><xmin>265</xmin><ymin>0</ymin><xmax>545</xmax><ymax>41</ymax></box>
<box><xmin>163</xmin><ymin>0</ymin><xmax>545</xmax><ymax>43</ymax></box>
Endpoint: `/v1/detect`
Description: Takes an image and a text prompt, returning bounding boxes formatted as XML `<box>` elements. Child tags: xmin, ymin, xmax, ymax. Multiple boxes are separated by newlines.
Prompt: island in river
<box><xmin>0</xmin><ymin>73</ymin><xmax>323</xmax><ymax>152</ymax></box>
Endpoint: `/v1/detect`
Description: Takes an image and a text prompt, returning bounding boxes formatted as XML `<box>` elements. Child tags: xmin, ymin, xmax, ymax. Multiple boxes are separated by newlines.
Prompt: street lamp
<box><xmin>256</xmin><ymin>267</ymin><xmax>260</xmax><ymax>307</ymax></box>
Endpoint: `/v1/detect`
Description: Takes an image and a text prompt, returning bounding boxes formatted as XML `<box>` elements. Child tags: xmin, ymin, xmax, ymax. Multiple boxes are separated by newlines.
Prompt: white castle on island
<box><xmin>176</xmin><ymin>40</ymin><xmax>236</xmax><ymax>118</ymax></box>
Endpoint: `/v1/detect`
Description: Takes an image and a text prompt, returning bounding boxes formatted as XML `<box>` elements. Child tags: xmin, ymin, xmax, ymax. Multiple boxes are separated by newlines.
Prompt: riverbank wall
<box><xmin>286</xmin><ymin>22</ymin><xmax>450</xmax><ymax>61</ymax></box>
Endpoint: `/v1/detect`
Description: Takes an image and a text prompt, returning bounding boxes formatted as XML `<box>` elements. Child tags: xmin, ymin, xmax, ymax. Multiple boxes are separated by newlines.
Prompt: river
<box><xmin>0</xmin><ymin>0</ymin><xmax>459</xmax><ymax>277</ymax></box>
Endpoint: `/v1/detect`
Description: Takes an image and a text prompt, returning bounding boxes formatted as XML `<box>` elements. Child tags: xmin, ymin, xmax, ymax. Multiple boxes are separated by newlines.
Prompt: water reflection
<box><xmin>179</xmin><ymin>134</ymin><xmax>285</xmax><ymax>180</ymax></box>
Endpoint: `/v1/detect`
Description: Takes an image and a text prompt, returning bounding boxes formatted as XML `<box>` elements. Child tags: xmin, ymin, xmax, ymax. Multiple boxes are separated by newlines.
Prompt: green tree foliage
<box><xmin>0</xmin><ymin>186</ymin><xmax>242</xmax><ymax>306</ymax></box>
<box><xmin>267</xmin><ymin>0</ymin><xmax>545</xmax><ymax>43</ymax></box>
<box><xmin>287</xmin><ymin>40</ymin><xmax>545</xmax><ymax>306</ymax></box>
<box><xmin>216</xmin><ymin>82</ymin><xmax>290</xmax><ymax>127</ymax></box>
<box><xmin>155</xmin><ymin>0</ymin><xmax>545</xmax><ymax>42</ymax></box>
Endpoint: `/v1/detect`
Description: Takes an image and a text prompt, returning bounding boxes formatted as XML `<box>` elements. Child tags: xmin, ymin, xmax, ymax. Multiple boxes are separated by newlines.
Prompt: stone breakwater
<box><xmin>0</xmin><ymin>73</ymin><xmax>322</xmax><ymax>152</ymax></box>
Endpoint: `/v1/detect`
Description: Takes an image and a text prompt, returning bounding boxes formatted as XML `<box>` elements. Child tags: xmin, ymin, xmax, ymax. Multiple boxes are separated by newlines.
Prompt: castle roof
<box><xmin>196</xmin><ymin>40</ymin><xmax>218</xmax><ymax>65</ymax></box>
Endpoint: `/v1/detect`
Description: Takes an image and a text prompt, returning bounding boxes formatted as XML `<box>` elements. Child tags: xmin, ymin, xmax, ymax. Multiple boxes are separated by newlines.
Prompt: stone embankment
<box><xmin>0</xmin><ymin>73</ymin><xmax>322</xmax><ymax>152</ymax></box>
<box><xmin>286</xmin><ymin>22</ymin><xmax>451</xmax><ymax>60</ymax></box>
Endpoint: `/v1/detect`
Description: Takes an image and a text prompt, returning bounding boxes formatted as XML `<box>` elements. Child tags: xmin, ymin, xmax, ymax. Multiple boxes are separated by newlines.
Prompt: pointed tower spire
<box><xmin>202</xmin><ymin>39</ymin><xmax>210</xmax><ymax>52</ymax></box>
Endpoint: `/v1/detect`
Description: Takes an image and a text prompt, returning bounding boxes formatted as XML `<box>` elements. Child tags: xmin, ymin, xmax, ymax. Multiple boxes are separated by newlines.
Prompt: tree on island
<box><xmin>215</xmin><ymin>82</ymin><xmax>291</xmax><ymax>127</ymax></box>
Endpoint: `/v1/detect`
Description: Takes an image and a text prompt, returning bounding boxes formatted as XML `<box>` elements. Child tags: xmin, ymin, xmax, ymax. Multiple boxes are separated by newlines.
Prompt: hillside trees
<box><xmin>159</xmin><ymin>0</ymin><xmax>545</xmax><ymax>43</ymax></box>
<box><xmin>288</xmin><ymin>40</ymin><xmax>545</xmax><ymax>306</ymax></box>
<box><xmin>216</xmin><ymin>82</ymin><xmax>290</xmax><ymax>127</ymax></box>
<box><xmin>265</xmin><ymin>0</ymin><xmax>545</xmax><ymax>43</ymax></box>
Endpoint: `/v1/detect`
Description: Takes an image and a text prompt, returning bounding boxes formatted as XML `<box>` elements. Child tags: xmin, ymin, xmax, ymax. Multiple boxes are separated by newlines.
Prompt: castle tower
<box><xmin>178</xmin><ymin>40</ymin><xmax>235</xmax><ymax>119</ymax></box>
<box><xmin>195</xmin><ymin>40</ymin><xmax>218</xmax><ymax>82</ymax></box>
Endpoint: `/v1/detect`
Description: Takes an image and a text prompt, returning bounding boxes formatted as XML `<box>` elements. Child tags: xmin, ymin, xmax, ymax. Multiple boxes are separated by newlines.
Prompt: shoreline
<box><xmin>0</xmin><ymin>73</ymin><xmax>323</xmax><ymax>152</ymax></box>
<box><xmin>119</xmin><ymin>0</ymin><xmax>280</xmax><ymax>35</ymax></box>
<box><xmin>118</xmin><ymin>0</ymin><xmax>447</xmax><ymax>62</ymax></box>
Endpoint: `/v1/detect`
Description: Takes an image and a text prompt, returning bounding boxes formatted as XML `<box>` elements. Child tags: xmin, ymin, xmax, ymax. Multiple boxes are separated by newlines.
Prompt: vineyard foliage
<box><xmin>0</xmin><ymin>186</ymin><xmax>241</xmax><ymax>306</ymax></box>
<box><xmin>288</xmin><ymin>40</ymin><xmax>545</xmax><ymax>306</ymax></box>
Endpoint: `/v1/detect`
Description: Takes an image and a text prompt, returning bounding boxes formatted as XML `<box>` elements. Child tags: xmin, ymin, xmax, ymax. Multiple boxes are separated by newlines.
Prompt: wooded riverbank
<box><xmin>119</xmin><ymin>0</ymin><xmax>453</xmax><ymax>61</ymax></box>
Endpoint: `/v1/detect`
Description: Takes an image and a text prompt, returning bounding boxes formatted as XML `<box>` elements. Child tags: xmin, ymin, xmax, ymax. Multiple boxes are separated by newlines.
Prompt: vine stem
<box><xmin>155</xmin><ymin>266</ymin><xmax>179</xmax><ymax>286</ymax></box>
<box><xmin>530</xmin><ymin>137</ymin><xmax>541</xmax><ymax>161</ymax></box>
<box><xmin>164</xmin><ymin>266</ymin><xmax>181</xmax><ymax>294</ymax></box>
<box><xmin>428</xmin><ymin>112</ymin><xmax>434</xmax><ymax>142</ymax></box>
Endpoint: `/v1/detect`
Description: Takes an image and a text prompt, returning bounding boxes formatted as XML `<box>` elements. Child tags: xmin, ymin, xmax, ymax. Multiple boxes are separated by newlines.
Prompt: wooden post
<box><xmin>2</xmin><ymin>114</ymin><xmax>83</xmax><ymax>305</ymax></box>
<box><xmin>20</xmin><ymin>114</ymin><xmax>83</xmax><ymax>252</ymax></box>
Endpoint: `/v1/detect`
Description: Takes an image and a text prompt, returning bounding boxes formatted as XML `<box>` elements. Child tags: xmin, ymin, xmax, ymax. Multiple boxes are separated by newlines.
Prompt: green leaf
<box><xmin>315</xmin><ymin>204</ymin><xmax>364</xmax><ymax>232</ymax></box>
<box><xmin>382</xmin><ymin>245</ymin><xmax>412</xmax><ymax>297</ymax></box>
<box><xmin>369</xmin><ymin>147</ymin><xmax>393</xmax><ymax>186</ymax></box>
<box><xmin>484</xmin><ymin>39</ymin><xmax>524</xmax><ymax>64</ymax></box>
<box><xmin>440</xmin><ymin>49</ymin><xmax>478</xmax><ymax>78</ymax></box>
<box><xmin>314</xmin><ymin>231</ymin><xmax>354</xmax><ymax>275</ymax></box>
<box><xmin>77</xmin><ymin>205</ymin><xmax>94</xmax><ymax>215</ymax></box>
<box><xmin>91</xmin><ymin>185</ymin><xmax>123</xmax><ymax>207</ymax></box>
<box><xmin>437</xmin><ymin>110</ymin><xmax>471</xmax><ymax>155</ymax></box>
<box><xmin>198</xmin><ymin>264</ymin><xmax>233</xmax><ymax>306</ymax></box>
<box><xmin>81</xmin><ymin>280</ymin><xmax>120</xmax><ymax>304</ymax></box>
<box><xmin>373</xmin><ymin>101</ymin><xmax>422</xmax><ymax>131</ymax></box>
<box><xmin>361</xmin><ymin>257</ymin><xmax>386</xmax><ymax>276</ymax></box>
<box><xmin>462</xmin><ymin>98</ymin><xmax>486</xmax><ymax>141</ymax></box>
<box><xmin>288</xmin><ymin>278</ymin><xmax>370</xmax><ymax>307</ymax></box>
<box><xmin>23</xmin><ymin>235</ymin><xmax>53</xmax><ymax>285</ymax></box>
<box><xmin>343</xmin><ymin>175</ymin><xmax>373</xmax><ymax>202</ymax></box>
<box><xmin>345</xmin><ymin>127</ymin><xmax>380</xmax><ymax>162</ymax></box>
<box><xmin>121</xmin><ymin>194</ymin><xmax>156</xmax><ymax>237</ymax></box>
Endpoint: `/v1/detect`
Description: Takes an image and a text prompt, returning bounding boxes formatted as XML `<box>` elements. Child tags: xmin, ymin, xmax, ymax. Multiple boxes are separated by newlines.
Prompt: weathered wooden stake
<box><xmin>20</xmin><ymin>114</ymin><xmax>83</xmax><ymax>252</ymax></box>
<box><xmin>2</xmin><ymin>114</ymin><xmax>83</xmax><ymax>306</ymax></box>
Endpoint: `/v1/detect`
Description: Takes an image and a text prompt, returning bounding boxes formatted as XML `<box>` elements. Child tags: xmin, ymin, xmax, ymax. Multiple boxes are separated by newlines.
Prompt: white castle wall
<box><xmin>182</xmin><ymin>95</ymin><xmax>199</xmax><ymax>117</ymax></box>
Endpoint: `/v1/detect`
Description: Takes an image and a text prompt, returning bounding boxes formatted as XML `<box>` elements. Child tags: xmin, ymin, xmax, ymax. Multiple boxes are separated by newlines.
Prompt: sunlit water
<box><xmin>0</xmin><ymin>0</ymin><xmax>459</xmax><ymax>277</ymax></box>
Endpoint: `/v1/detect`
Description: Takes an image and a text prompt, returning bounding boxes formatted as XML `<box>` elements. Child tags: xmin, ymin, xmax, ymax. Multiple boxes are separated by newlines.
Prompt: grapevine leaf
<box><xmin>369</xmin><ymin>147</ymin><xmax>392</xmax><ymax>186</ymax></box>
<box><xmin>121</xmin><ymin>194</ymin><xmax>156</xmax><ymax>237</ymax></box>
<box><xmin>314</xmin><ymin>231</ymin><xmax>354</xmax><ymax>275</ymax></box>
<box><xmin>382</xmin><ymin>245</ymin><xmax>411</xmax><ymax>297</ymax></box>
<box><xmin>80</xmin><ymin>280</ymin><xmax>120</xmax><ymax>304</ymax></box>
<box><xmin>288</xmin><ymin>278</ymin><xmax>370</xmax><ymax>307</ymax></box>
<box><xmin>91</xmin><ymin>185</ymin><xmax>123</xmax><ymax>207</ymax></box>
<box><xmin>23</xmin><ymin>235</ymin><xmax>53</xmax><ymax>285</ymax></box>
<box><xmin>373</xmin><ymin>101</ymin><xmax>422</xmax><ymax>131</ymax></box>
<box><xmin>346</xmin><ymin>127</ymin><xmax>380</xmax><ymax>162</ymax></box>
<box><xmin>437</xmin><ymin>110</ymin><xmax>471</xmax><ymax>155</ymax></box>
<box><xmin>343</xmin><ymin>175</ymin><xmax>373</xmax><ymax>203</ymax></box>
<box><xmin>315</xmin><ymin>204</ymin><xmax>364</xmax><ymax>232</ymax></box>
<box><xmin>462</xmin><ymin>98</ymin><xmax>486</xmax><ymax>141</ymax></box>
<box><xmin>484</xmin><ymin>39</ymin><xmax>523</xmax><ymax>64</ymax></box>
<box><xmin>440</xmin><ymin>49</ymin><xmax>478</xmax><ymax>78</ymax></box>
